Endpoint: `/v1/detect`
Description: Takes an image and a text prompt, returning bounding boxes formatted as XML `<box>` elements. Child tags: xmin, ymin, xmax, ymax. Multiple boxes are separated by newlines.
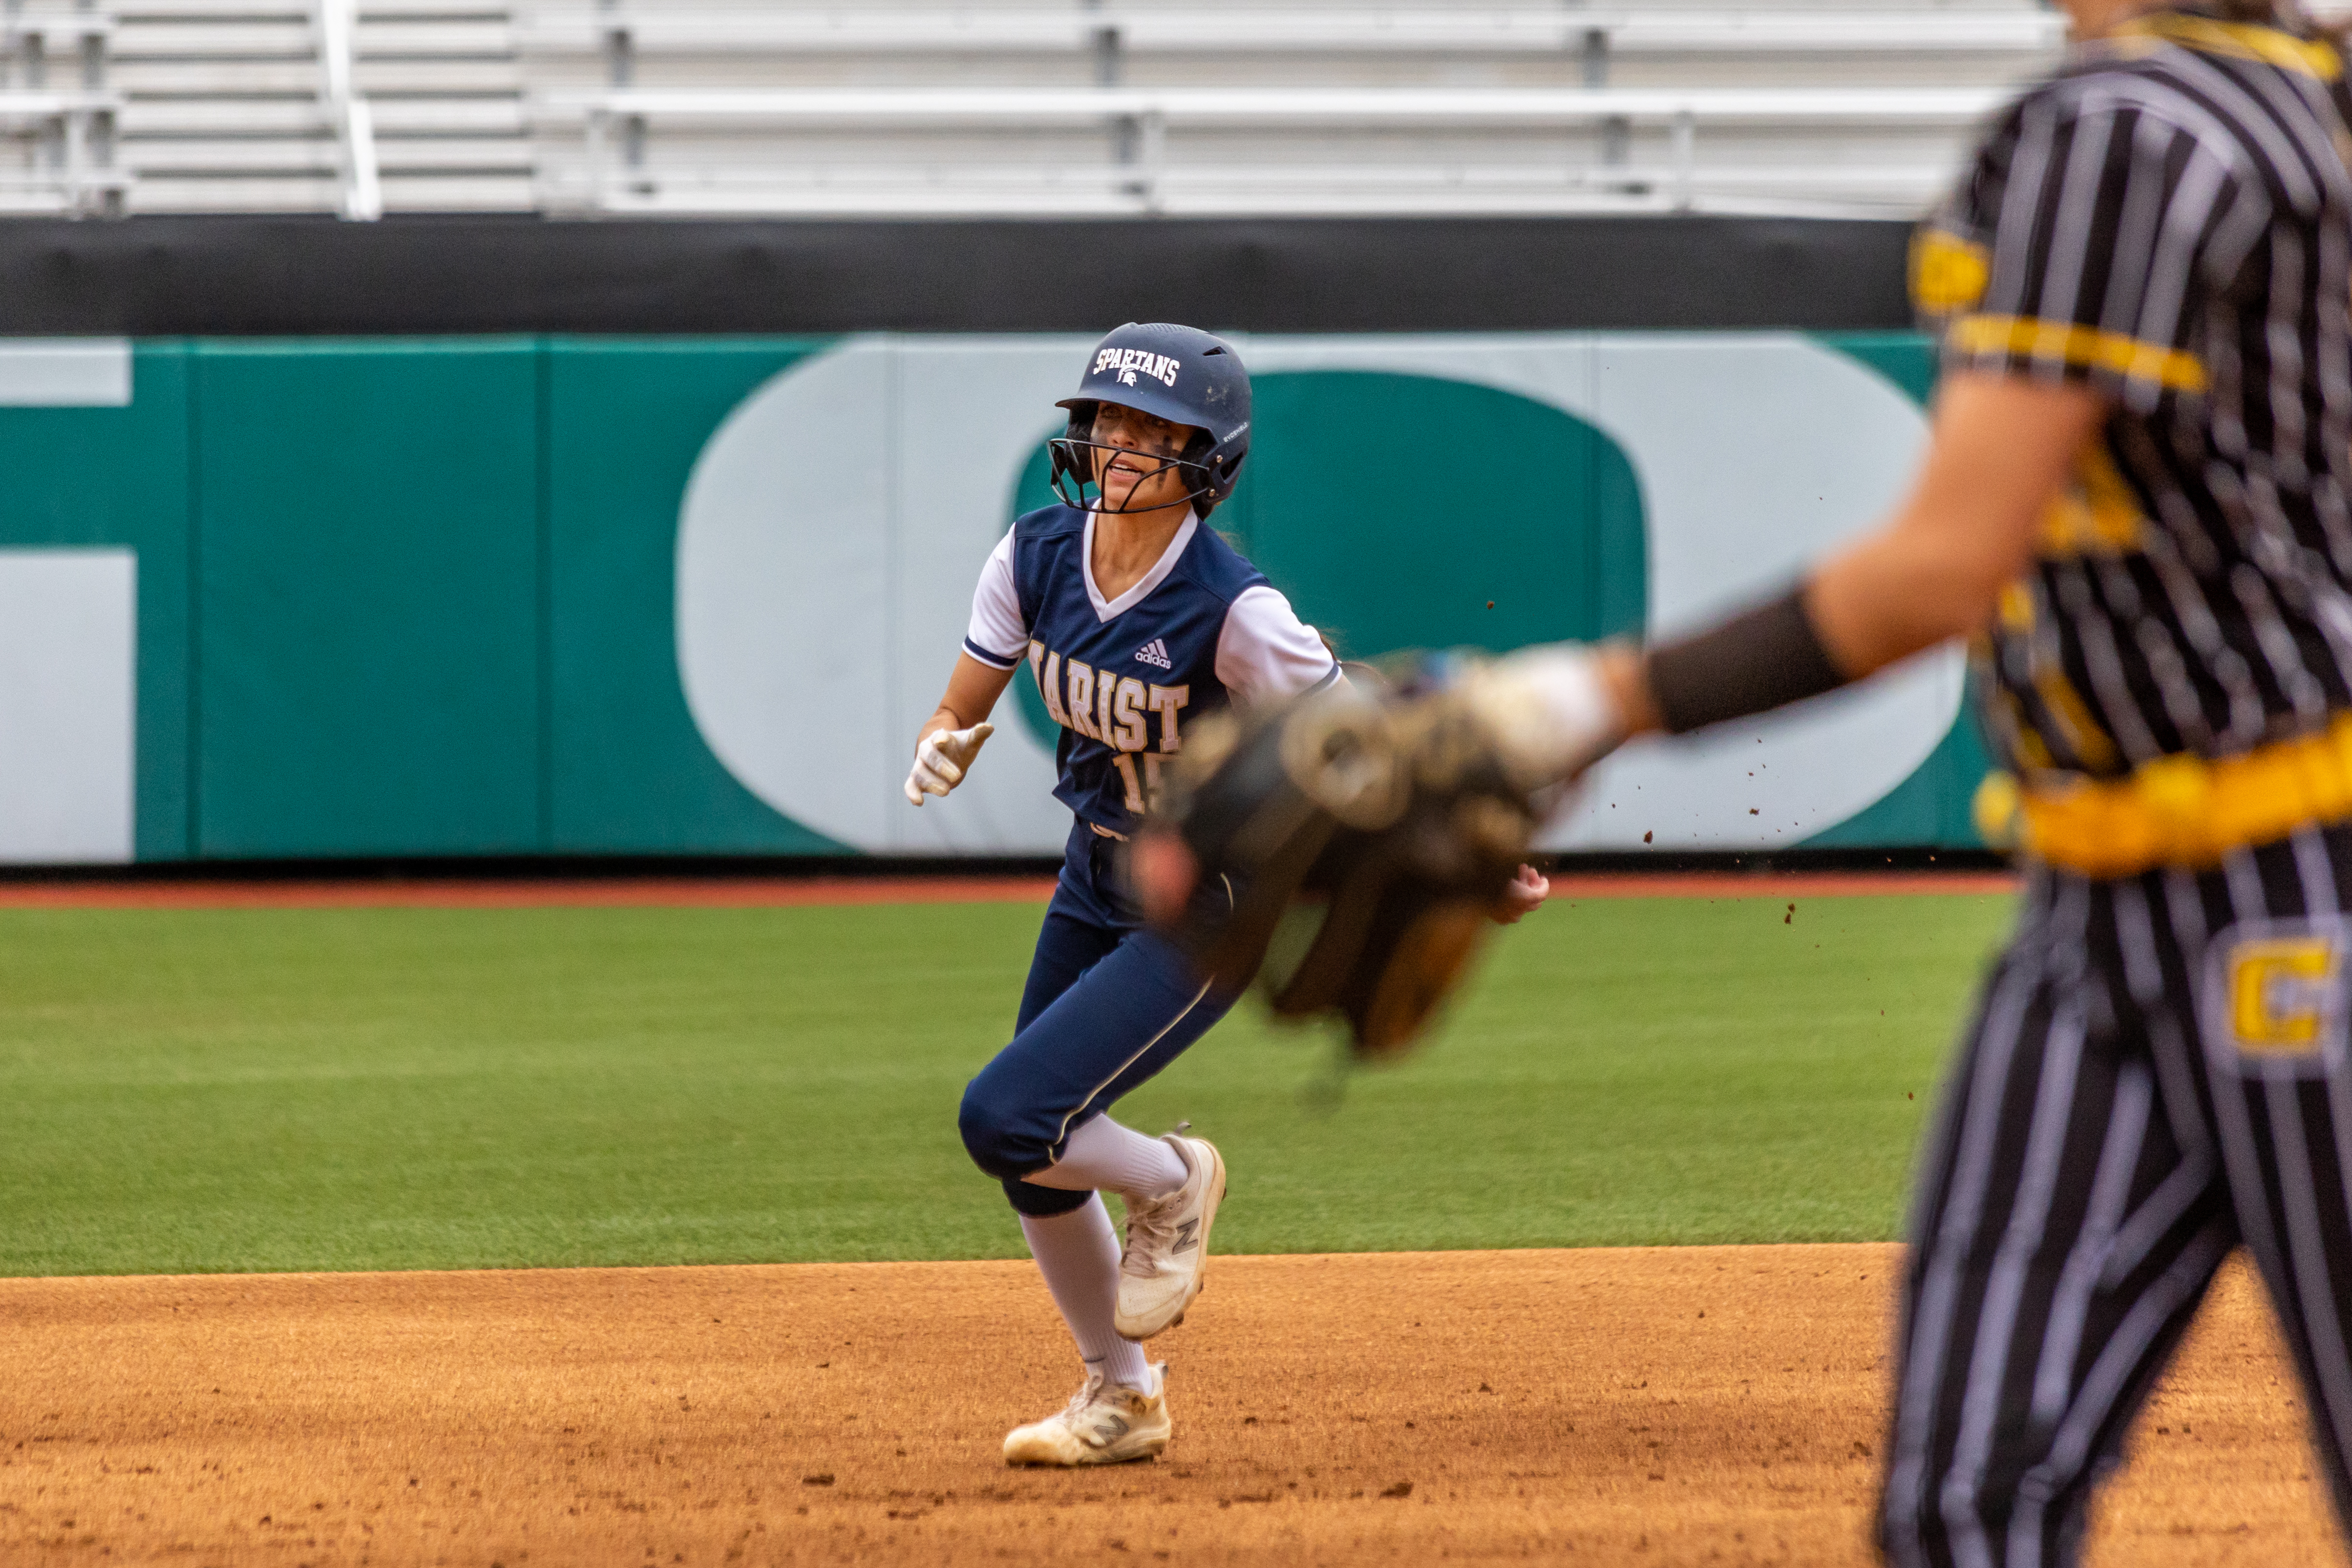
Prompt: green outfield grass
<box><xmin>0</xmin><ymin>890</ymin><xmax>2015</xmax><ymax>1277</ymax></box>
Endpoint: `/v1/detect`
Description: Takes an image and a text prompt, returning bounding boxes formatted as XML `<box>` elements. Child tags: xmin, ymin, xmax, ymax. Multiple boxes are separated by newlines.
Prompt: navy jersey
<box><xmin>963</xmin><ymin>504</ymin><xmax>1337</xmax><ymax>834</ymax></box>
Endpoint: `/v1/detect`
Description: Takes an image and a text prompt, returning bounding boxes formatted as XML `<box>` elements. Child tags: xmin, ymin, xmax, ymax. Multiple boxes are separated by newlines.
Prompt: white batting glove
<box><xmin>905</xmin><ymin>722</ymin><xmax>995</xmax><ymax>806</ymax></box>
<box><xmin>1460</xmin><ymin>644</ymin><xmax>1626</xmax><ymax>789</ymax></box>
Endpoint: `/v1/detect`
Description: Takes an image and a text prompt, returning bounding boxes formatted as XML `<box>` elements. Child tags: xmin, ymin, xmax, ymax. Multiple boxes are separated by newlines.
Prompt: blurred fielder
<box><xmin>1144</xmin><ymin>0</ymin><xmax>2352</xmax><ymax>1560</ymax></box>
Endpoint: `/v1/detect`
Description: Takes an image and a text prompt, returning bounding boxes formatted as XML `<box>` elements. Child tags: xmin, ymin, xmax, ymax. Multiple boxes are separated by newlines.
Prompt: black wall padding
<box><xmin>0</xmin><ymin>213</ymin><xmax>1918</xmax><ymax>336</ymax></box>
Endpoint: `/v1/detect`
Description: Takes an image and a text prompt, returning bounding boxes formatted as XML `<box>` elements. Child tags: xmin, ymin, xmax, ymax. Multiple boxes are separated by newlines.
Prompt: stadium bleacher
<box><xmin>526</xmin><ymin>2</ymin><xmax>2063</xmax><ymax>217</ymax></box>
<box><xmin>112</xmin><ymin>0</ymin><xmax>527</xmax><ymax>214</ymax></box>
<box><xmin>0</xmin><ymin>7</ymin><xmax>121</xmax><ymax>214</ymax></box>
<box><xmin>37</xmin><ymin>0</ymin><xmax>2068</xmax><ymax>218</ymax></box>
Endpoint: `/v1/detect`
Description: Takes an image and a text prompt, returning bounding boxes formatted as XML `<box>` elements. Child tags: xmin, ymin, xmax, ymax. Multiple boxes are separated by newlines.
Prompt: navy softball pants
<box><xmin>959</xmin><ymin>821</ymin><xmax>1235</xmax><ymax>1217</ymax></box>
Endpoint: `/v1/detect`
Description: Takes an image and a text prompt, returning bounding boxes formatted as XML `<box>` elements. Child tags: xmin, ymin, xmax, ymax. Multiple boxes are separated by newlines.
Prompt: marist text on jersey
<box><xmin>1027</xmin><ymin>638</ymin><xmax>1188</xmax><ymax>818</ymax></box>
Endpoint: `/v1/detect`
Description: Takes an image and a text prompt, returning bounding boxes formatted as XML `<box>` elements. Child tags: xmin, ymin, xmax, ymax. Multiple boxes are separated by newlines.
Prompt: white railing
<box><xmin>523</xmin><ymin>7</ymin><xmax>2065</xmax><ymax>70</ymax></box>
<box><xmin>549</xmin><ymin>85</ymin><xmax>2008</xmax><ymax>217</ymax></box>
<box><xmin>311</xmin><ymin>0</ymin><xmax>379</xmax><ymax>219</ymax></box>
<box><xmin>0</xmin><ymin>89</ymin><xmax>122</xmax><ymax>212</ymax></box>
<box><xmin>4</xmin><ymin>9</ymin><xmax>112</xmax><ymax>89</ymax></box>
<box><xmin>0</xmin><ymin>5</ymin><xmax>120</xmax><ymax>213</ymax></box>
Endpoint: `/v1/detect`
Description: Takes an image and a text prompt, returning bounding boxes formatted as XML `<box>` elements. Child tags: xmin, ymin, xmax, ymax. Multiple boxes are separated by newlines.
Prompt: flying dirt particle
<box><xmin>1381</xmin><ymin>1482</ymin><xmax>1414</xmax><ymax>1499</ymax></box>
<box><xmin>1907</xmin><ymin>1092</ymin><xmax>1915</xmax><ymax>1101</ymax></box>
<box><xmin>1643</xmin><ymin>831</ymin><xmax>1653</xmax><ymax>843</ymax></box>
<box><xmin>1750</xmin><ymin>808</ymin><xmax>1759</xmax><ymax>815</ymax></box>
<box><xmin>1486</xmin><ymin>601</ymin><xmax>1495</xmax><ymax>609</ymax></box>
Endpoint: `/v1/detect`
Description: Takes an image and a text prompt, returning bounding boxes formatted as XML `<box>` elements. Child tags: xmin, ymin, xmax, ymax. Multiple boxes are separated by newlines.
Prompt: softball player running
<box><xmin>1296</xmin><ymin>0</ymin><xmax>2352</xmax><ymax>1559</ymax></box>
<box><xmin>909</xmin><ymin>322</ymin><xmax>1552</xmax><ymax>1466</ymax></box>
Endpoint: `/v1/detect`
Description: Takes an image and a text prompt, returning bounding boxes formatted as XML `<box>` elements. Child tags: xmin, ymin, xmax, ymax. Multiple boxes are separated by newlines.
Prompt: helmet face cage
<box><xmin>1047</xmin><ymin>403</ymin><xmax>1235</xmax><ymax>516</ymax></box>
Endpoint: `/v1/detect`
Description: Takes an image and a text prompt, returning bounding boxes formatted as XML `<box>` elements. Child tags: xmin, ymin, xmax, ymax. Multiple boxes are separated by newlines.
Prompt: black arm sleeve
<box><xmin>1644</xmin><ymin>584</ymin><xmax>1849</xmax><ymax>736</ymax></box>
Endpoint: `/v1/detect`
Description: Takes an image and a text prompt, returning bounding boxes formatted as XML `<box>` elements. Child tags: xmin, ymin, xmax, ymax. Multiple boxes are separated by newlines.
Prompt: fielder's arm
<box><xmin>1131</xmin><ymin>375</ymin><xmax>2105</xmax><ymax>927</ymax></box>
<box><xmin>1594</xmin><ymin>370</ymin><xmax>2106</xmax><ymax>743</ymax></box>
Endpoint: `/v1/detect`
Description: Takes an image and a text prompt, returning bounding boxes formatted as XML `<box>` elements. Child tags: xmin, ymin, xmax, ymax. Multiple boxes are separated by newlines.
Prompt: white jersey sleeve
<box><xmin>1216</xmin><ymin>584</ymin><xmax>1340</xmax><ymax>708</ymax></box>
<box><xmin>961</xmin><ymin>532</ymin><xmax>1027</xmax><ymax>670</ymax></box>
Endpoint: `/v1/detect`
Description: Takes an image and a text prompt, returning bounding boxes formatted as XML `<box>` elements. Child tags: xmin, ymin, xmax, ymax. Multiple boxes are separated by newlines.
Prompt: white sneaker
<box><xmin>1002</xmin><ymin>1364</ymin><xmax>1170</xmax><ymax>1466</ymax></box>
<box><xmin>1114</xmin><ymin>1132</ymin><xmax>1226</xmax><ymax>1341</ymax></box>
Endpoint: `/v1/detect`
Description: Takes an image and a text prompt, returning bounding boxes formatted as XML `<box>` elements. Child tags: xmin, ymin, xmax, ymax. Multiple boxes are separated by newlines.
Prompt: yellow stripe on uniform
<box><xmin>2115</xmin><ymin>13</ymin><xmax>2342</xmax><ymax>81</ymax></box>
<box><xmin>2038</xmin><ymin>441</ymin><xmax>2153</xmax><ymax>558</ymax></box>
<box><xmin>1985</xmin><ymin>714</ymin><xmax>2352</xmax><ymax>878</ymax></box>
<box><xmin>1910</xmin><ymin>229</ymin><xmax>1990</xmax><ymax>316</ymax></box>
<box><xmin>1949</xmin><ymin>315</ymin><xmax>2209</xmax><ymax>393</ymax></box>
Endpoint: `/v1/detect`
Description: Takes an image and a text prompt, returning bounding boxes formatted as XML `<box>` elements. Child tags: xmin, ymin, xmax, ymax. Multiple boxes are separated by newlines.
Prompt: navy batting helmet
<box><xmin>1050</xmin><ymin>322</ymin><xmax>1251</xmax><ymax>517</ymax></box>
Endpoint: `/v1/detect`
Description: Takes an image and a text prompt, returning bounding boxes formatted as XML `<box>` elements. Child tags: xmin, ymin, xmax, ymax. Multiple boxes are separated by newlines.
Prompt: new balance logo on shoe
<box><xmin>1172</xmin><ymin>1218</ymin><xmax>1200</xmax><ymax>1254</ymax></box>
<box><xmin>1134</xmin><ymin>639</ymin><xmax>1173</xmax><ymax>670</ymax></box>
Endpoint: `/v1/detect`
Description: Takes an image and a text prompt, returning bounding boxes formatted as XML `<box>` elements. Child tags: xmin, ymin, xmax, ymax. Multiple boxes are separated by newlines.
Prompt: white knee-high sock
<box><xmin>1021</xmin><ymin>1114</ymin><xmax>1188</xmax><ymax>1199</ymax></box>
<box><xmin>1019</xmin><ymin>1195</ymin><xmax>1152</xmax><ymax>1389</ymax></box>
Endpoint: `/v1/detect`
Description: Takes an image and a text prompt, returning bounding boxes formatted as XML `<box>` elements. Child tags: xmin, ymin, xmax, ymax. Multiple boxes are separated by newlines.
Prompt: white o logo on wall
<box><xmin>676</xmin><ymin>334</ymin><xmax>1959</xmax><ymax>855</ymax></box>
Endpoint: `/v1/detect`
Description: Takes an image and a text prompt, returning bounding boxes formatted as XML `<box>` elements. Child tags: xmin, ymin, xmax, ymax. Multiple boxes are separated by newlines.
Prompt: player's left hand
<box><xmin>1491</xmin><ymin>863</ymin><xmax>1550</xmax><ymax>925</ymax></box>
<box><xmin>905</xmin><ymin>721</ymin><xmax>995</xmax><ymax>806</ymax></box>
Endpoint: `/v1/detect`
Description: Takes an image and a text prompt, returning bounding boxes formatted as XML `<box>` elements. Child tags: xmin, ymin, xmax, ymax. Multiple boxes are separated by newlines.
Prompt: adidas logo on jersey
<box><xmin>1134</xmin><ymin>638</ymin><xmax>1173</xmax><ymax>670</ymax></box>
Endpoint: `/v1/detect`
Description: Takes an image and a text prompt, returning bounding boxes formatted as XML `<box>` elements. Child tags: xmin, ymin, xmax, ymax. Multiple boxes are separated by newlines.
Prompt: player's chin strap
<box><xmin>1047</xmin><ymin>439</ymin><xmax>1214</xmax><ymax>514</ymax></box>
<box><xmin>1047</xmin><ymin>433</ymin><xmax>1242</xmax><ymax>516</ymax></box>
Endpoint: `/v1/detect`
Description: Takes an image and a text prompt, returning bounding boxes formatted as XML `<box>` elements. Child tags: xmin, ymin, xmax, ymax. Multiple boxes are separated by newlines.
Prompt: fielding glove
<box><xmin>1456</xmin><ymin>642</ymin><xmax>1626</xmax><ymax>789</ymax></box>
<box><xmin>904</xmin><ymin>721</ymin><xmax>995</xmax><ymax>806</ymax></box>
<box><xmin>1145</xmin><ymin>652</ymin><xmax>1617</xmax><ymax>1060</ymax></box>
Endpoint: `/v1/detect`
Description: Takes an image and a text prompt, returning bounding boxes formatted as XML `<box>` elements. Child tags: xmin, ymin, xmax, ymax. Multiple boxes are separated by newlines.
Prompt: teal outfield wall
<box><xmin>0</xmin><ymin>334</ymin><xmax>1988</xmax><ymax>863</ymax></box>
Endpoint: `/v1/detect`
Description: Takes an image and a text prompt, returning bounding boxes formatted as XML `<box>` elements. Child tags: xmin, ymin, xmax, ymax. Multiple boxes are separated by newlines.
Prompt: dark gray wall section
<box><xmin>0</xmin><ymin>215</ymin><xmax>1913</xmax><ymax>335</ymax></box>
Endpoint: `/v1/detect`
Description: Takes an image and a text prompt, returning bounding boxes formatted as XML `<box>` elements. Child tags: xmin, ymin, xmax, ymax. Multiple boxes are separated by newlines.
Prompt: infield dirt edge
<box><xmin>0</xmin><ymin>1243</ymin><xmax>2333</xmax><ymax>1567</ymax></box>
<box><xmin>0</xmin><ymin>869</ymin><xmax>2016</xmax><ymax>910</ymax></box>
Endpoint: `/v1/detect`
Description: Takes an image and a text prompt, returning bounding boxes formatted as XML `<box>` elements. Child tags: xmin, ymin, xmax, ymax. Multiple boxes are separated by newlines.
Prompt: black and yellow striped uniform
<box><xmin>1886</xmin><ymin>12</ymin><xmax>2352</xmax><ymax>1567</ymax></box>
<box><xmin>1919</xmin><ymin>10</ymin><xmax>2352</xmax><ymax>787</ymax></box>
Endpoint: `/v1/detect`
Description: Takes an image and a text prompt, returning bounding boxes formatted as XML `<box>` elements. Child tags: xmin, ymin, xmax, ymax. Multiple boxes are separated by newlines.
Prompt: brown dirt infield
<box><xmin>0</xmin><ymin>870</ymin><xmax>2013</xmax><ymax>911</ymax></box>
<box><xmin>0</xmin><ymin>1246</ymin><xmax>2333</xmax><ymax>1566</ymax></box>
